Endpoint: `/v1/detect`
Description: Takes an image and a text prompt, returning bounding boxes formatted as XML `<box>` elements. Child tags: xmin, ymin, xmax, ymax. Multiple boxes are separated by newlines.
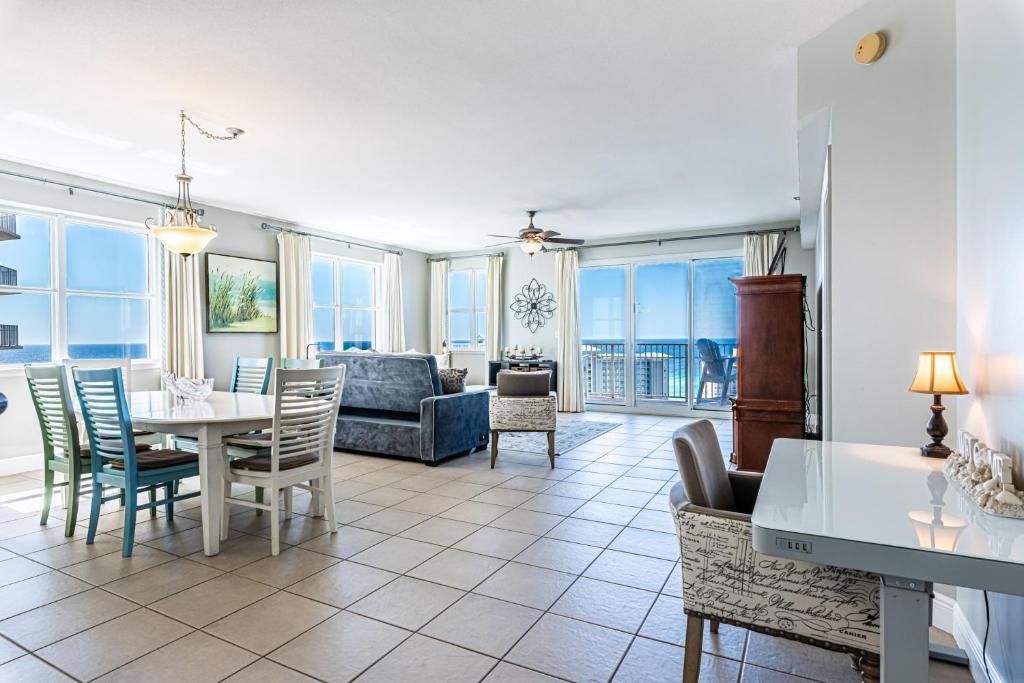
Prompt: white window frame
<box><xmin>0</xmin><ymin>202</ymin><xmax>159</xmax><ymax>371</ymax></box>
<box><xmin>448</xmin><ymin>267</ymin><xmax>486</xmax><ymax>351</ymax></box>
<box><xmin>311</xmin><ymin>252</ymin><xmax>381</xmax><ymax>351</ymax></box>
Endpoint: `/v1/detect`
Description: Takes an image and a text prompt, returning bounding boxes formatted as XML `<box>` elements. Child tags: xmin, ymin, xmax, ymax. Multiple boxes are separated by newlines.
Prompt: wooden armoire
<box><xmin>729</xmin><ymin>274</ymin><xmax>806</xmax><ymax>471</ymax></box>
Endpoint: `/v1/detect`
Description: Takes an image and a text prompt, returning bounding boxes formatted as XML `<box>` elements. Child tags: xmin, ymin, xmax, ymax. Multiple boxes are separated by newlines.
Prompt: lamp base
<box><xmin>920</xmin><ymin>443</ymin><xmax>952</xmax><ymax>459</ymax></box>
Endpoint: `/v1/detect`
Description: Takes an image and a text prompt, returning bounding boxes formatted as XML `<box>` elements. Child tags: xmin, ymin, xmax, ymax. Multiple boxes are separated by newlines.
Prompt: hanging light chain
<box><xmin>178</xmin><ymin>110</ymin><xmax>243</xmax><ymax>174</ymax></box>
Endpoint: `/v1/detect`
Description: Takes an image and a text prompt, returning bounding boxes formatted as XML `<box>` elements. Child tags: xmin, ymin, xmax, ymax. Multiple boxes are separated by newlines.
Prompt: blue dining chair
<box><xmin>73</xmin><ymin>367</ymin><xmax>201</xmax><ymax>557</ymax></box>
<box><xmin>230</xmin><ymin>357</ymin><xmax>274</xmax><ymax>394</ymax></box>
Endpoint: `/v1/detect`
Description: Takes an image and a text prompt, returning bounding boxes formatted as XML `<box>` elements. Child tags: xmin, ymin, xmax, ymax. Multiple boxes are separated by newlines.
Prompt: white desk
<box><xmin>752</xmin><ymin>439</ymin><xmax>1024</xmax><ymax>683</ymax></box>
<box><xmin>128</xmin><ymin>391</ymin><xmax>275</xmax><ymax>556</ymax></box>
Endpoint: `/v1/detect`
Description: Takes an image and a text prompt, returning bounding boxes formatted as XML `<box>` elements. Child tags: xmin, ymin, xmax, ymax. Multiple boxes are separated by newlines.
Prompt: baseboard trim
<box><xmin>0</xmin><ymin>453</ymin><xmax>40</xmax><ymax>477</ymax></box>
<box><xmin>954</xmin><ymin>600</ymin><xmax>1005</xmax><ymax>683</ymax></box>
<box><xmin>933</xmin><ymin>592</ymin><xmax>955</xmax><ymax>633</ymax></box>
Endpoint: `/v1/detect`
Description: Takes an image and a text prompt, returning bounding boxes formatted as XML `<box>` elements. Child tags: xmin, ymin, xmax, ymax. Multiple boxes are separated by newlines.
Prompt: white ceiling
<box><xmin>0</xmin><ymin>1</ymin><xmax>866</xmax><ymax>253</ymax></box>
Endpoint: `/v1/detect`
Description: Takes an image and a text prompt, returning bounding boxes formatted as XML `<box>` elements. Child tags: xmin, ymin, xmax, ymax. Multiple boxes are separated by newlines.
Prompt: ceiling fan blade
<box><xmin>485</xmin><ymin>240</ymin><xmax>520</xmax><ymax>248</ymax></box>
<box><xmin>540</xmin><ymin>230</ymin><xmax>561</xmax><ymax>239</ymax></box>
<box><xmin>543</xmin><ymin>237</ymin><xmax>585</xmax><ymax>245</ymax></box>
<box><xmin>487</xmin><ymin>234</ymin><xmax>520</xmax><ymax>239</ymax></box>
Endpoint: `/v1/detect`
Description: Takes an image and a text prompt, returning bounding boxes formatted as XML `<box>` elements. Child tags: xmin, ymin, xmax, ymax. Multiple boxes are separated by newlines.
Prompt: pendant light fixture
<box><xmin>146</xmin><ymin>110</ymin><xmax>244</xmax><ymax>256</ymax></box>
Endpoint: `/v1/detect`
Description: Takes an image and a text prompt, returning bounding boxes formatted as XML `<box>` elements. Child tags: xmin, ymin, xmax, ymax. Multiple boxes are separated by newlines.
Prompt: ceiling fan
<box><xmin>487</xmin><ymin>210</ymin><xmax>585</xmax><ymax>255</ymax></box>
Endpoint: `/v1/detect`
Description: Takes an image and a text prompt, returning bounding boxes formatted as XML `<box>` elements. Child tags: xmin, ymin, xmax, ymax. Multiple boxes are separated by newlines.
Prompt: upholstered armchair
<box><xmin>670</xmin><ymin>420</ymin><xmax>881</xmax><ymax>683</ymax></box>
<box><xmin>489</xmin><ymin>370</ymin><xmax>556</xmax><ymax>468</ymax></box>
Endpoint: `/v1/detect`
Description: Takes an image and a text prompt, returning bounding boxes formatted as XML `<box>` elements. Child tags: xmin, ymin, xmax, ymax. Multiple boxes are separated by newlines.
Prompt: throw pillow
<box><xmin>439</xmin><ymin>368</ymin><xmax>468</xmax><ymax>394</ymax></box>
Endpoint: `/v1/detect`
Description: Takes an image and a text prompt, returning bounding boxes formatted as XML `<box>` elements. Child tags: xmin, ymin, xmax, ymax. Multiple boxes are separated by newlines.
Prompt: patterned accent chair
<box><xmin>489</xmin><ymin>371</ymin><xmax>556</xmax><ymax>468</ymax></box>
<box><xmin>669</xmin><ymin>420</ymin><xmax>881</xmax><ymax>683</ymax></box>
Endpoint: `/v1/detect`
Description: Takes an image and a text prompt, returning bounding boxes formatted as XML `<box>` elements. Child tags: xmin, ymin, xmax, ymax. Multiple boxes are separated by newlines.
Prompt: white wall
<box><xmin>954</xmin><ymin>0</ymin><xmax>1024</xmax><ymax>679</ymax></box>
<box><xmin>798</xmin><ymin>0</ymin><xmax>958</xmax><ymax>447</ymax></box>
<box><xmin>0</xmin><ymin>159</ymin><xmax>428</xmax><ymax>473</ymax></box>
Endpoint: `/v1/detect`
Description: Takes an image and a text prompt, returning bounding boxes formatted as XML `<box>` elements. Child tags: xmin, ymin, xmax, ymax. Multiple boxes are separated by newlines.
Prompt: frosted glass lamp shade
<box><xmin>909</xmin><ymin>352</ymin><xmax>968</xmax><ymax>395</ymax></box>
<box><xmin>151</xmin><ymin>224</ymin><xmax>218</xmax><ymax>257</ymax></box>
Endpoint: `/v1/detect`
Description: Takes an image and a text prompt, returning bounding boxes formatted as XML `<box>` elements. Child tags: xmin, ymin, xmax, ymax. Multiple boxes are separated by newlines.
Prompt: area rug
<box><xmin>496</xmin><ymin>420</ymin><xmax>619</xmax><ymax>454</ymax></box>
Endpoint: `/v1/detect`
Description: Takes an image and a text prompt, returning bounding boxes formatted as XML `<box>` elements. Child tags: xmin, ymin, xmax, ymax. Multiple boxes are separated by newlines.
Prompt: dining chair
<box><xmin>25</xmin><ymin>365</ymin><xmax>92</xmax><ymax>537</ymax></box>
<box><xmin>230</xmin><ymin>357</ymin><xmax>274</xmax><ymax>394</ymax></box>
<box><xmin>73</xmin><ymin>367</ymin><xmax>201</xmax><ymax>557</ymax></box>
<box><xmin>62</xmin><ymin>358</ymin><xmax>161</xmax><ymax>444</ymax></box>
<box><xmin>281</xmin><ymin>357</ymin><xmax>323</xmax><ymax>369</ymax></box>
<box><xmin>221</xmin><ymin>366</ymin><xmax>345</xmax><ymax>555</ymax></box>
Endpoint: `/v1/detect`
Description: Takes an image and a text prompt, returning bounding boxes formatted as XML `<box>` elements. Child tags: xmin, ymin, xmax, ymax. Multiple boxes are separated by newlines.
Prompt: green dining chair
<box><xmin>281</xmin><ymin>357</ymin><xmax>322</xmax><ymax>369</ymax></box>
<box><xmin>73</xmin><ymin>366</ymin><xmax>201</xmax><ymax>557</ymax></box>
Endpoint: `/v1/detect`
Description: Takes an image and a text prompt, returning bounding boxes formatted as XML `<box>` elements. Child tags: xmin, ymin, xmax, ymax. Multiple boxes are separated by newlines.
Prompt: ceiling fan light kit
<box><xmin>487</xmin><ymin>209</ymin><xmax>586</xmax><ymax>256</ymax></box>
<box><xmin>146</xmin><ymin>110</ymin><xmax>244</xmax><ymax>257</ymax></box>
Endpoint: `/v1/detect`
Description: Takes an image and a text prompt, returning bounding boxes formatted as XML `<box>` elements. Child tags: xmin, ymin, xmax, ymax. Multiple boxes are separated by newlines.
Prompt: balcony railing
<box><xmin>0</xmin><ymin>265</ymin><xmax>16</xmax><ymax>287</ymax></box>
<box><xmin>0</xmin><ymin>214</ymin><xmax>17</xmax><ymax>241</ymax></box>
<box><xmin>582</xmin><ymin>339</ymin><xmax>737</xmax><ymax>406</ymax></box>
<box><xmin>0</xmin><ymin>324</ymin><xmax>19</xmax><ymax>349</ymax></box>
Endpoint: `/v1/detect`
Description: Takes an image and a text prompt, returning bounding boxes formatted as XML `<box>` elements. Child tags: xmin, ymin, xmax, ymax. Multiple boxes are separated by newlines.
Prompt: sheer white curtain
<box><xmin>429</xmin><ymin>259</ymin><xmax>450</xmax><ymax>354</ymax></box>
<box><xmin>164</xmin><ymin>250</ymin><xmax>204</xmax><ymax>379</ymax></box>
<box><xmin>555</xmin><ymin>249</ymin><xmax>586</xmax><ymax>412</ymax></box>
<box><xmin>277</xmin><ymin>231</ymin><xmax>312</xmax><ymax>359</ymax></box>
<box><xmin>485</xmin><ymin>254</ymin><xmax>502</xmax><ymax>361</ymax></box>
<box><xmin>743</xmin><ymin>233</ymin><xmax>781</xmax><ymax>276</ymax></box>
<box><xmin>380</xmin><ymin>252</ymin><xmax>406</xmax><ymax>352</ymax></box>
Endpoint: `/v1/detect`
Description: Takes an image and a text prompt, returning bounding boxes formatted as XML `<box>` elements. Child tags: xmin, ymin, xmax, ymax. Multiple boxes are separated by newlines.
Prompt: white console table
<box><xmin>751</xmin><ymin>439</ymin><xmax>1024</xmax><ymax>683</ymax></box>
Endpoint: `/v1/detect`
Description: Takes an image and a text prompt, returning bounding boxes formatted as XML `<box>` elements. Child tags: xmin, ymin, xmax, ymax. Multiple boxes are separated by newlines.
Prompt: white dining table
<box><xmin>127</xmin><ymin>390</ymin><xmax>275</xmax><ymax>556</ymax></box>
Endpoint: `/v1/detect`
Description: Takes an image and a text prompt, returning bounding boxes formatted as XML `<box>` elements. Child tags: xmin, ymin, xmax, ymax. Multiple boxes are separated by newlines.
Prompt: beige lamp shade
<box><xmin>909</xmin><ymin>351</ymin><xmax>969</xmax><ymax>395</ymax></box>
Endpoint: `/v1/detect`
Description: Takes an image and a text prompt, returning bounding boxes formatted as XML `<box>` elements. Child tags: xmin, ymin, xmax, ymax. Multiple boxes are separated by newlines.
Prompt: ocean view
<box><xmin>0</xmin><ymin>343</ymin><xmax>149</xmax><ymax>365</ymax></box>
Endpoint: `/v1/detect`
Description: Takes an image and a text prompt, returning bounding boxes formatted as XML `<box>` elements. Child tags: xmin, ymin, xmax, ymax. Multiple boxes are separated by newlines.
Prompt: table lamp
<box><xmin>909</xmin><ymin>351</ymin><xmax>969</xmax><ymax>458</ymax></box>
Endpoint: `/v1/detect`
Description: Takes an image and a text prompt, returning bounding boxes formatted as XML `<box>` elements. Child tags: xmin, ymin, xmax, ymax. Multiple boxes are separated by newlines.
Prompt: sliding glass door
<box><xmin>580</xmin><ymin>254</ymin><xmax>743</xmax><ymax>411</ymax></box>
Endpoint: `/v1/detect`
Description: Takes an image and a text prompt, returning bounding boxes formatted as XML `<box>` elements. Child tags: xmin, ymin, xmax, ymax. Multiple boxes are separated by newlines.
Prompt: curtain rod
<box><xmin>260</xmin><ymin>222</ymin><xmax>403</xmax><ymax>256</ymax></box>
<box><xmin>0</xmin><ymin>168</ymin><xmax>185</xmax><ymax>213</ymax></box>
<box><xmin>546</xmin><ymin>225</ymin><xmax>798</xmax><ymax>251</ymax></box>
<box><xmin>426</xmin><ymin>252</ymin><xmax>505</xmax><ymax>262</ymax></box>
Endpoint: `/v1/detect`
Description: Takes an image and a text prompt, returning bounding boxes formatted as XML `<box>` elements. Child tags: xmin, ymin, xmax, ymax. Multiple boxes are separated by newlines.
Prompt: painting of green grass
<box><xmin>206</xmin><ymin>254</ymin><xmax>278</xmax><ymax>333</ymax></box>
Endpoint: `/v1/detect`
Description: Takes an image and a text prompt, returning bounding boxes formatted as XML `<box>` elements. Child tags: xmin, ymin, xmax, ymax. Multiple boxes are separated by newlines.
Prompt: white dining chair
<box><xmin>220</xmin><ymin>366</ymin><xmax>345</xmax><ymax>555</ymax></box>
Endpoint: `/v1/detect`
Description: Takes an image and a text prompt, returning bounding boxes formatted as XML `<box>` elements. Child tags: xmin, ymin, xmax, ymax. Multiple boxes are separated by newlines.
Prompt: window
<box><xmin>312</xmin><ymin>254</ymin><xmax>380</xmax><ymax>351</ymax></box>
<box><xmin>0</xmin><ymin>209</ymin><xmax>157</xmax><ymax>366</ymax></box>
<box><xmin>448</xmin><ymin>268</ymin><xmax>486</xmax><ymax>350</ymax></box>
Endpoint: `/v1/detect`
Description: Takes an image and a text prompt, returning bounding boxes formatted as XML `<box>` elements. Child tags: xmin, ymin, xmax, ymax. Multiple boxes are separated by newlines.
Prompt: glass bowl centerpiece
<box><xmin>162</xmin><ymin>373</ymin><xmax>214</xmax><ymax>402</ymax></box>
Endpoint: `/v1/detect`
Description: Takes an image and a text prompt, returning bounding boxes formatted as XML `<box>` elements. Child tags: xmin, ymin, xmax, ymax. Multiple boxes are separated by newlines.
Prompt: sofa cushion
<box><xmin>318</xmin><ymin>352</ymin><xmax>441</xmax><ymax>412</ymax></box>
<box><xmin>439</xmin><ymin>368</ymin><xmax>468</xmax><ymax>394</ymax></box>
<box><xmin>496</xmin><ymin>370</ymin><xmax>550</xmax><ymax>397</ymax></box>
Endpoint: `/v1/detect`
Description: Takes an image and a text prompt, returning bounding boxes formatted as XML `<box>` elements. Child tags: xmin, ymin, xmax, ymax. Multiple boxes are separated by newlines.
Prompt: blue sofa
<box><xmin>317</xmin><ymin>352</ymin><xmax>490</xmax><ymax>465</ymax></box>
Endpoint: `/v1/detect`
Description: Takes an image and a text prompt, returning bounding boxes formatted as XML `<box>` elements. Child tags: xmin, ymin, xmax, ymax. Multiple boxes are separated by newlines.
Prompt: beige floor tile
<box><xmin>571</xmin><ymin>500</ymin><xmax>641</xmax><ymax>526</ymax></box>
<box><xmin>149</xmin><ymin>573</ymin><xmax>277</xmax><ymax>628</ymax></box>
<box><xmin>609</xmin><ymin>475</ymin><xmax>664</xmax><ymax>493</ymax></box>
<box><xmin>391</xmin><ymin>493</ymin><xmax>463</xmax><ymax>516</ymax></box>
<box><xmin>223</xmin><ymin>658</ymin><xmax>319</xmax><ymax>682</ymax></box>
<box><xmin>95</xmin><ymin>631</ymin><xmax>256</xmax><ymax>681</ymax></box>
<box><xmin>0</xmin><ymin>588</ymin><xmax>136</xmax><ymax>650</ymax></box>
<box><xmin>422</xmin><ymin>593</ymin><xmax>541</xmax><ymax>658</ymax></box>
<box><xmin>350</xmin><ymin>576</ymin><xmax>464</xmax><ymax>630</ymax></box>
<box><xmin>745</xmin><ymin>632</ymin><xmax>861</xmax><ymax>682</ymax></box>
<box><xmin>497</xmin><ymin>476</ymin><xmax>556</xmax><ymax>493</ymax></box>
<box><xmin>488</xmin><ymin>508</ymin><xmax>564</xmax><ymax>536</ymax></box>
<box><xmin>583</xmin><ymin>548</ymin><xmax>675</xmax><ymax>592</ymax></box>
<box><xmin>0</xmin><ymin>636</ymin><xmax>24</xmax><ymax>665</ymax></box>
<box><xmin>332</xmin><ymin>499</ymin><xmax>383</xmax><ymax>524</ymax></box>
<box><xmin>35</xmin><ymin>608</ymin><xmax>192</xmax><ymax>680</ymax></box>
<box><xmin>269</xmin><ymin>610</ymin><xmax>409</xmax><ymax>682</ymax></box>
<box><xmin>440</xmin><ymin>500</ymin><xmax>511</xmax><ymax>525</ymax></box>
<box><xmin>233</xmin><ymin>546</ymin><xmax>340</xmax><ymax>588</ymax></box>
<box><xmin>143</xmin><ymin>525</ymin><xmax>243</xmax><ymax>556</ymax></box>
<box><xmin>0</xmin><ymin>556</ymin><xmax>51</xmax><ymax>587</ymax></box>
<box><xmin>349</xmin><ymin>536</ymin><xmax>443</xmax><ymax>573</ymax></box>
<box><xmin>349</xmin><ymin>508</ymin><xmax>429</xmax><ymax>535</ymax></box>
<box><xmin>513</xmin><ymin>537</ymin><xmax>603</xmax><ymax>575</ymax></box>
<box><xmin>639</xmin><ymin>594</ymin><xmax>748</xmax><ymax>659</ymax></box>
<box><xmin>390</xmin><ymin>474</ymin><xmax>451</xmax><ymax>493</ymax></box>
<box><xmin>0</xmin><ymin>654</ymin><xmax>75</xmax><ymax>682</ymax></box>
<box><xmin>608</xmin><ymin>527</ymin><xmax>680</xmax><ymax>561</ymax></box>
<box><xmin>352</xmin><ymin>486</ymin><xmax>419</xmax><ymax>507</ymax></box>
<box><xmin>459</xmin><ymin>470</ymin><xmax>517</xmax><ymax>486</ymax></box>
<box><xmin>507</xmin><ymin>613</ymin><xmax>633</xmax><ymax>682</ymax></box>
<box><xmin>252</xmin><ymin>515</ymin><xmax>335</xmax><ymax>546</ymax></box>
<box><xmin>517</xmin><ymin>493</ymin><xmax>585</xmax><ymax>516</ymax></box>
<box><xmin>740</xmin><ymin>663</ymin><xmax>815</xmax><ymax>682</ymax></box>
<box><xmin>431</xmin><ymin>481</ymin><xmax>492</xmax><ymax>500</ymax></box>
<box><xmin>102</xmin><ymin>514</ymin><xmax>201</xmax><ymax>543</ymax></box>
<box><xmin>564</xmin><ymin>470</ymin><xmax>621</xmax><ymax>487</ymax></box>
<box><xmin>58</xmin><ymin>544</ymin><xmax>177</xmax><ymax>585</ymax></box>
<box><xmin>472</xmin><ymin>487</ymin><xmax>536</xmax><ymax>507</ymax></box>
<box><xmin>103</xmin><ymin>557</ymin><xmax>222</xmax><ymax>604</ymax></box>
<box><xmin>627</xmin><ymin>508</ymin><xmax>676</xmax><ymax>534</ymax></box>
<box><xmin>357</xmin><ymin>633</ymin><xmax>496</xmax><ymax>683</ymax></box>
<box><xmin>286</xmin><ymin>560</ymin><xmax>397</xmax><ymax>608</ymax></box>
<box><xmin>545</xmin><ymin>517</ymin><xmax>624</xmax><ymax>547</ymax></box>
<box><xmin>474</xmin><ymin>562</ymin><xmax>575</xmax><ymax>610</ymax></box>
<box><xmin>551</xmin><ymin>576</ymin><xmax>657</xmax><ymax>633</ymax></box>
<box><xmin>543</xmin><ymin>481</ymin><xmax>604</xmax><ymax>499</ymax></box>
<box><xmin>612</xmin><ymin>637</ymin><xmax>693</xmax><ymax>682</ymax></box>
<box><xmin>204</xmin><ymin>591</ymin><xmax>337</xmax><ymax>655</ymax></box>
<box><xmin>454</xmin><ymin>527</ymin><xmax>539</xmax><ymax>560</ymax></box>
<box><xmin>398</xmin><ymin>517</ymin><xmax>481</xmax><ymax>546</ymax></box>
<box><xmin>407</xmin><ymin>548</ymin><xmax>506</xmax><ymax>590</ymax></box>
<box><xmin>186</xmin><ymin>533</ymin><xmax>279</xmax><ymax>572</ymax></box>
<box><xmin>483</xmin><ymin>662</ymin><xmax>562</xmax><ymax>682</ymax></box>
<box><xmin>297</xmin><ymin>525</ymin><xmax>389</xmax><ymax>558</ymax></box>
<box><xmin>0</xmin><ymin>516</ymin><xmax>68</xmax><ymax>544</ymax></box>
<box><xmin>24</xmin><ymin>534</ymin><xmax>123</xmax><ymax>569</ymax></box>
<box><xmin>0</xmin><ymin>571</ymin><xmax>90</xmax><ymax>621</ymax></box>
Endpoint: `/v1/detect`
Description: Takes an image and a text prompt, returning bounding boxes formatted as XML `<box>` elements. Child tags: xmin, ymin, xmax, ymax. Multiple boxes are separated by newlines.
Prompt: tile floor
<box><xmin>0</xmin><ymin>412</ymin><xmax>974</xmax><ymax>682</ymax></box>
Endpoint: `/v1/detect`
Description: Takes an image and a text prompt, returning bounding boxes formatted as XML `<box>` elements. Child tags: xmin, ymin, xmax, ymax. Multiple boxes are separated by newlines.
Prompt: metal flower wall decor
<box><xmin>510</xmin><ymin>278</ymin><xmax>556</xmax><ymax>333</ymax></box>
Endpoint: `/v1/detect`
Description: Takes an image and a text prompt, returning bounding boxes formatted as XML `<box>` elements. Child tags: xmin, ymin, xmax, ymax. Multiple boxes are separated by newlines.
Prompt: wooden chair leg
<box><xmin>310</xmin><ymin>479</ymin><xmax>320</xmax><ymax>517</ymax></box>
<box><xmin>683</xmin><ymin>614</ymin><xmax>704</xmax><ymax>683</ymax></box>
<box><xmin>284</xmin><ymin>486</ymin><xmax>294</xmax><ymax>519</ymax></box>
<box><xmin>255</xmin><ymin>486</ymin><xmax>264</xmax><ymax>516</ymax></box>
<box><xmin>709</xmin><ymin>619</ymin><xmax>720</xmax><ymax>634</ymax></box>
<box><xmin>64</xmin><ymin>472</ymin><xmax>80</xmax><ymax>537</ymax></box>
<box><xmin>40</xmin><ymin>467</ymin><xmax>54</xmax><ymax>526</ymax></box>
<box><xmin>121</xmin><ymin>488</ymin><xmax>137</xmax><ymax>557</ymax></box>
<box><xmin>269</xmin><ymin>487</ymin><xmax>281</xmax><ymax>556</ymax></box>
<box><xmin>221</xmin><ymin>478</ymin><xmax>232</xmax><ymax>542</ymax></box>
<box><xmin>490</xmin><ymin>431</ymin><xmax>499</xmax><ymax>469</ymax></box>
<box><xmin>323</xmin><ymin>470</ymin><xmax>338</xmax><ymax>532</ymax></box>
<box><xmin>547</xmin><ymin>431</ymin><xmax>556</xmax><ymax>468</ymax></box>
<box><xmin>858</xmin><ymin>653</ymin><xmax>880</xmax><ymax>683</ymax></box>
<box><xmin>148</xmin><ymin>485</ymin><xmax>157</xmax><ymax>518</ymax></box>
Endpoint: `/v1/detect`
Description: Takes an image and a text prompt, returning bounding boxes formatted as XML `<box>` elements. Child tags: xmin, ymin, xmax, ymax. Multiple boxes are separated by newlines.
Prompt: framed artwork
<box><xmin>205</xmin><ymin>253</ymin><xmax>279</xmax><ymax>333</ymax></box>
